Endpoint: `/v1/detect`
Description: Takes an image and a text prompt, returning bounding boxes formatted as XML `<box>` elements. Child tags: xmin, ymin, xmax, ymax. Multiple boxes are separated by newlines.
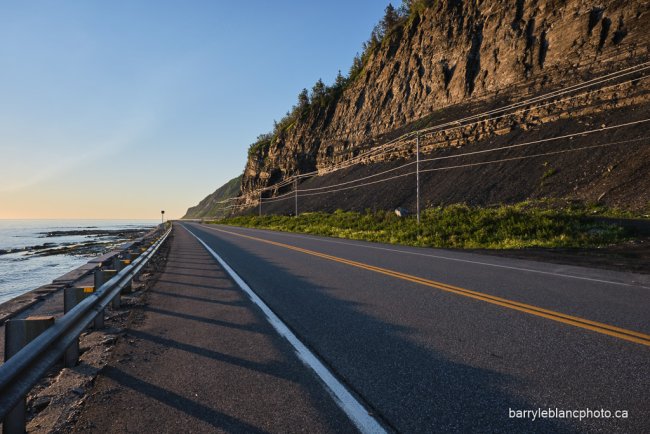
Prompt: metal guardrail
<box><xmin>0</xmin><ymin>223</ymin><xmax>172</xmax><ymax>422</ymax></box>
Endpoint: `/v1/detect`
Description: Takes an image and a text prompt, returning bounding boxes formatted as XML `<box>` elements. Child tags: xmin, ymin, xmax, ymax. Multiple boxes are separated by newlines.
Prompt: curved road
<box><xmin>180</xmin><ymin>222</ymin><xmax>650</xmax><ymax>433</ymax></box>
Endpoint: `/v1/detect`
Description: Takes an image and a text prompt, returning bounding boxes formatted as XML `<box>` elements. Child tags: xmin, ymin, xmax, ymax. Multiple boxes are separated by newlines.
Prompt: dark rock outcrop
<box><xmin>193</xmin><ymin>1</ymin><xmax>650</xmax><ymax>215</ymax></box>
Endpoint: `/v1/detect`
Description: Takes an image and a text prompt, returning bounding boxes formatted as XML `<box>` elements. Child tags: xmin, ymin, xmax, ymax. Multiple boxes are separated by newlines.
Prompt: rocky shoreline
<box><xmin>0</xmin><ymin>225</ymin><xmax>160</xmax><ymax>329</ymax></box>
<box><xmin>0</xmin><ymin>228</ymin><xmax>151</xmax><ymax>257</ymax></box>
<box><xmin>0</xmin><ymin>228</ymin><xmax>171</xmax><ymax>433</ymax></box>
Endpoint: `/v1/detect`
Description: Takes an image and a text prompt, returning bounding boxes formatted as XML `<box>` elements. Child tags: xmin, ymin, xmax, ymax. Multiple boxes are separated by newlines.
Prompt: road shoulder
<box><xmin>72</xmin><ymin>226</ymin><xmax>357</xmax><ymax>433</ymax></box>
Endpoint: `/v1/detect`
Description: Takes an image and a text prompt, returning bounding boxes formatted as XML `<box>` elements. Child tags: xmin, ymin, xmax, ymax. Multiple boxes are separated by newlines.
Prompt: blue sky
<box><xmin>0</xmin><ymin>1</ymin><xmax>389</xmax><ymax>218</ymax></box>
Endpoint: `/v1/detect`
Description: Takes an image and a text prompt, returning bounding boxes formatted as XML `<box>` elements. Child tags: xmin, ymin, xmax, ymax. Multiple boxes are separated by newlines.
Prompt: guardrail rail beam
<box><xmin>0</xmin><ymin>224</ymin><xmax>172</xmax><ymax>429</ymax></box>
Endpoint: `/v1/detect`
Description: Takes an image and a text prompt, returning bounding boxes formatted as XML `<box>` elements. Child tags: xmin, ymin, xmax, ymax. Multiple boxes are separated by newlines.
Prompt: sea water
<box><xmin>0</xmin><ymin>220</ymin><xmax>157</xmax><ymax>304</ymax></box>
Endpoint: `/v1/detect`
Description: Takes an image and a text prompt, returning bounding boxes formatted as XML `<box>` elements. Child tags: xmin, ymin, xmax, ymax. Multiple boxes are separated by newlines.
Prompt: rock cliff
<box><xmin>242</xmin><ymin>0</ymin><xmax>648</xmax><ymax>201</ymax></box>
<box><xmin>186</xmin><ymin>0</ymin><xmax>649</xmax><ymax>217</ymax></box>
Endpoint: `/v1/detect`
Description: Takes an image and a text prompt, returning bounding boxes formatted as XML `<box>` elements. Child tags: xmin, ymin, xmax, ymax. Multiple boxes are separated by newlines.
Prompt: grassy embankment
<box><xmin>209</xmin><ymin>201</ymin><xmax>648</xmax><ymax>249</ymax></box>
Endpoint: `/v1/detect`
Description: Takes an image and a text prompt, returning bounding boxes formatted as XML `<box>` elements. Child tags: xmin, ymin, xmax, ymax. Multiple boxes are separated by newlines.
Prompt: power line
<box><xmin>299</xmin><ymin>162</ymin><xmax>416</xmax><ymax>192</ymax></box>
<box><xmin>316</xmin><ymin>66</ymin><xmax>650</xmax><ymax>172</ymax></box>
<box><xmin>419</xmin><ymin>137</ymin><xmax>648</xmax><ymax>174</ymax></box>
<box><xmin>297</xmin><ymin>137</ymin><xmax>648</xmax><ymax>198</ymax></box>
<box><xmin>292</xmin><ymin>64</ymin><xmax>650</xmax><ymax>182</ymax></box>
<box><xmin>215</xmin><ymin>135</ymin><xmax>647</xmax><ymax>211</ymax></box>
<box><xmin>418</xmin><ymin>118</ymin><xmax>650</xmax><ymax>164</ymax></box>
<box><xmin>298</xmin><ymin>172</ymin><xmax>414</xmax><ymax>197</ymax></box>
<box><xmin>294</xmin><ymin>117</ymin><xmax>650</xmax><ymax>195</ymax></box>
<box><xmin>214</xmin><ymin>63</ymin><xmax>650</xmax><ymax>214</ymax></box>
<box><xmin>270</xmin><ymin>51</ymin><xmax>643</xmax><ymax>158</ymax></box>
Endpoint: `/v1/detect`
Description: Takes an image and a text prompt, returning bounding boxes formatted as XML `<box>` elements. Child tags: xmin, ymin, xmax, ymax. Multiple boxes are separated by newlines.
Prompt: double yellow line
<box><xmin>209</xmin><ymin>226</ymin><xmax>650</xmax><ymax>347</ymax></box>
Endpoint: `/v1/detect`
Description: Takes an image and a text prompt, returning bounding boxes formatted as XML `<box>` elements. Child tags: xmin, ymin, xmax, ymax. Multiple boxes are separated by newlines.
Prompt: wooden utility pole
<box><xmin>294</xmin><ymin>178</ymin><xmax>298</xmax><ymax>217</ymax></box>
<box><xmin>416</xmin><ymin>133</ymin><xmax>420</xmax><ymax>225</ymax></box>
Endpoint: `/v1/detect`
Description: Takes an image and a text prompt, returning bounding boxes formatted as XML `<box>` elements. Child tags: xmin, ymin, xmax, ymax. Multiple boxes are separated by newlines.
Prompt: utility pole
<box><xmin>259</xmin><ymin>191</ymin><xmax>262</xmax><ymax>217</ymax></box>
<box><xmin>416</xmin><ymin>133</ymin><xmax>420</xmax><ymax>225</ymax></box>
<box><xmin>294</xmin><ymin>178</ymin><xmax>298</xmax><ymax>217</ymax></box>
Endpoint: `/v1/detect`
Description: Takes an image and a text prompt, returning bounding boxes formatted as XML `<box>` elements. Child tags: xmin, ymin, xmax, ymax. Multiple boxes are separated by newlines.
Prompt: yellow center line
<box><xmin>208</xmin><ymin>225</ymin><xmax>650</xmax><ymax>347</ymax></box>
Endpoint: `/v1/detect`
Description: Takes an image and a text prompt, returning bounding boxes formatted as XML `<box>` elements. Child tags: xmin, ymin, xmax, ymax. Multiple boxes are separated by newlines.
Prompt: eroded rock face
<box><xmin>241</xmin><ymin>0</ymin><xmax>649</xmax><ymax>200</ymax></box>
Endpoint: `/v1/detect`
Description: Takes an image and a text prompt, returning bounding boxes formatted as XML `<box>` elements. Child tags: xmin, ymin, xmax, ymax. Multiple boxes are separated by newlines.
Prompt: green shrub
<box><xmin>214</xmin><ymin>201</ymin><xmax>636</xmax><ymax>249</ymax></box>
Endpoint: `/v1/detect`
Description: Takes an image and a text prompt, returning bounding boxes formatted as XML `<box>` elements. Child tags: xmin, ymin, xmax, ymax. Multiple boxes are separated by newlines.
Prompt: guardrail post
<box><xmin>126</xmin><ymin>252</ymin><xmax>140</xmax><ymax>280</ymax></box>
<box><xmin>64</xmin><ymin>286</ymin><xmax>102</xmax><ymax>328</ymax></box>
<box><xmin>127</xmin><ymin>251</ymin><xmax>140</xmax><ymax>261</ymax></box>
<box><xmin>4</xmin><ymin>316</ymin><xmax>54</xmax><ymax>434</ymax></box>
<box><xmin>95</xmin><ymin>270</ymin><xmax>118</xmax><ymax>308</ymax></box>
<box><xmin>129</xmin><ymin>250</ymin><xmax>145</xmax><ymax>282</ymax></box>
<box><xmin>63</xmin><ymin>286</ymin><xmax>96</xmax><ymax>368</ymax></box>
<box><xmin>63</xmin><ymin>336</ymin><xmax>80</xmax><ymax>368</ymax></box>
<box><xmin>112</xmin><ymin>257</ymin><xmax>133</xmax><ymax>291</ymax></box>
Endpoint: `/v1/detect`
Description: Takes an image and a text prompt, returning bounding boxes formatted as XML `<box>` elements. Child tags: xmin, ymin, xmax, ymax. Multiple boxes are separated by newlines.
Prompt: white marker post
<box><xmin>416</xmin><ymin>133</ymin><xmax>420</xmax><ymax>225</ymax></box>
<box><xmin>294</xmin><ymin>178</ymin><xmax>298</xmax><ymax>217</ymax></box>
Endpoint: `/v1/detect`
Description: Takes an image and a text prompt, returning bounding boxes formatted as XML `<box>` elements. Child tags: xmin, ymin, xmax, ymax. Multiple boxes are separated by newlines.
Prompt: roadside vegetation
<box><xmin>209</xmin><ymin>201</ymin><xmax>646</xmax><ymax>249</ymax></box>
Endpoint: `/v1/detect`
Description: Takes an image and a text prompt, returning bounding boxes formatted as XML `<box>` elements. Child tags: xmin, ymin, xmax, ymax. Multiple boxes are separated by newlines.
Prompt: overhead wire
<box><xmin>216</xmin><ymin>62</ymin><xmax>649</xmax><ymax>212</ymax></box>
<box><xmin>271</xmin><ymin>51</ymin><xmax>645</xmax><ymax>160</ymax></box>
<box><xmin>291</xmin><ymin>63</ymin><xmax>650</xmax><ymax>181</ymax></box>
<box><xmin>419</xmin><ymin>137</ymin><xmax>648</xmax><ymax>174</ymax></box>
<box><xmin>298</xmin><ymin>137</ymin><xmax>648</xmax><ymax>198</ymax></box>
<box><xmin>292</xmin><ymin>117</ymin><xmax>650</xmax><ymax>195</ymax></box>
<box><xmin>418</xmin><ymin>118</ymin><xmax>650</xmax><ymax>164</ymax></box>
<box><xmin>314</xmin><ymin>64</ymin><xmax>650</xmax><ymax>173</ymax></box>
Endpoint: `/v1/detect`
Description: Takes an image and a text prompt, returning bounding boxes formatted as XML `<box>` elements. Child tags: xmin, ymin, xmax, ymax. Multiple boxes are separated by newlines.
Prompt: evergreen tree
<box><xmin>297</xmin><ymin>88</ymin><xmax>310</xmax><ymax>108</ymax></box>
<box><xmin>381</xmin><ymin>3</ymin><xmax>400</xmax><ymax>33</ymax></box>
<box><xmin>370</xmin><ymin>24</ymin><xmax>382</xmax><ymax>48</ymax></box>
<box><xmin>334</xmin><ymin>70</ymin><xmax>347</xmax><ymax>90</ymax></box>
<box><xmin>349</xmin><ymin>53</ymin><xmax>363</xmax><ymax>79</ymax></box>
<box><xmin>398</xmin><ymin>0</ymin><xmax>412</xmax><ymax>16</ymax></box>
<box><xmin>311</xmin><ymin>78</ymin><xmax>326</xmax><ymax>104</ymax></box>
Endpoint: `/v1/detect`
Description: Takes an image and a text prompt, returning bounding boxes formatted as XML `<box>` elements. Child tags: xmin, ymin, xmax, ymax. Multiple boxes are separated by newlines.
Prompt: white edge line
<box><xmin>182</xmin><ymin>225</ymin><xmax>388</xmax><ymax>434</ymax></box>
<box><xmin>209</xmin><ymin>225</ymin><xmax>650</xmax><ymax>290</ymax></box>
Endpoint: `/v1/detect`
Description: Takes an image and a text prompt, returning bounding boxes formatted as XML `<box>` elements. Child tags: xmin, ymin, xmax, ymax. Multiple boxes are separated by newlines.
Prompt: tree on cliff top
<box><xmin>297</xmin><ymin>88</ymin><xmax>309</xmax><ymax>108</ymax></box>
<box><xmin>248</xmin><ymin>0</ymin><xmax>436</xmax><ymax>162</ymax></box>
<box><xmin>382</xmin><ymin>3</ymin><xmax>401</xmax><ymax>32</ymax></box>
<box><xmin>311</xmin><ymin>78</ymin><xmax>327</xmax><ymax>106</ymax></box>
<box><xmin>333</xmin><ymin>70</ymin><xmax>348</xmax><ymax>91</ymax></box>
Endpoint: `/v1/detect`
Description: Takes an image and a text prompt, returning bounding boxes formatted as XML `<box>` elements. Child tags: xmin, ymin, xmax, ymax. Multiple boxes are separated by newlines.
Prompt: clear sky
<box><xmin>0</xmin><ymin>1</ymin><xmax>389</xmax><ymax>219</ymax></box>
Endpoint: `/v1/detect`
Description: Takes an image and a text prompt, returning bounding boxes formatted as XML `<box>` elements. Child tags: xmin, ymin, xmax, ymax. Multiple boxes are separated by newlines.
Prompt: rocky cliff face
<box><xmin>242</xmin><ymin>0</ymin><xmax>649</xmax><ymax>201</ymax></box>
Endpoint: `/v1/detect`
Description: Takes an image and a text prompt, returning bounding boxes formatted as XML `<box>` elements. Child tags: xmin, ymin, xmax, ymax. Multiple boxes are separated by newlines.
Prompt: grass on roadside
<box><xmin>208</xmin><ymin>200</ymin><xmax>647</xmax><ymax>249</ymax></box>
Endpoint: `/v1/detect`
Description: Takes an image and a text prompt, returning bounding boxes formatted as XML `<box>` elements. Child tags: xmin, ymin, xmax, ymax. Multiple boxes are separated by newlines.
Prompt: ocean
<box><xmin>0</xmin><ymin>220</ymin><xmax>157</xmax><ymax>305</ymax></box>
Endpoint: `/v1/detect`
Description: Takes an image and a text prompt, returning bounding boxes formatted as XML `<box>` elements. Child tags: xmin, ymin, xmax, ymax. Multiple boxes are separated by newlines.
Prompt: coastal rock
<box><xmin>235</xmin><ymin>0</ymin><xmax>649</xmax><ymax>211</ymax></box>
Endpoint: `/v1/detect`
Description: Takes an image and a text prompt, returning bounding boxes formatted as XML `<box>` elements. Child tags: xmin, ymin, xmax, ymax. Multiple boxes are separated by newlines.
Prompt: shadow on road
<box><xmin>190</xmin><ymin>225</ymin><xmax>573</xmax><ymax>433</ymax></box>
<box><xmin>102</xmin><ymin>366</ymin><xmax>268</xmax><ymax>433</ymax></box>
<box><xmin>150</xmin><ymin>287</ymin><xmax>247</xmax><ymax>306</ymax></box>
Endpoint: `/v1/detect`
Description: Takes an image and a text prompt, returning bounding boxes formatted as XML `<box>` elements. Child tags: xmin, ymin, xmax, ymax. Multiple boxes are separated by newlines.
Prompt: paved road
<box><xmin>181</xmin><ymin>222</ymin><xmax>650</xmax><ymax>433</ymax></box>
<box><xmin>74</xmin><ymin>227</ymin><xmax>357</xmax><ymax>433</ymax></box>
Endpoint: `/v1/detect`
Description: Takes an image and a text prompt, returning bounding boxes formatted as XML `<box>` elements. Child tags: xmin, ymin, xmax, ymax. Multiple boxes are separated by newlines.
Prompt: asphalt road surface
<box><xmin>74</xmin><ymin>227</ymin><xmax>357</xmax><ymax>433</ymax></box>
<box><xmin>179</xmin><ymin>222</ymin><xmax>649</xmax><ymax>433</ymax></box>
